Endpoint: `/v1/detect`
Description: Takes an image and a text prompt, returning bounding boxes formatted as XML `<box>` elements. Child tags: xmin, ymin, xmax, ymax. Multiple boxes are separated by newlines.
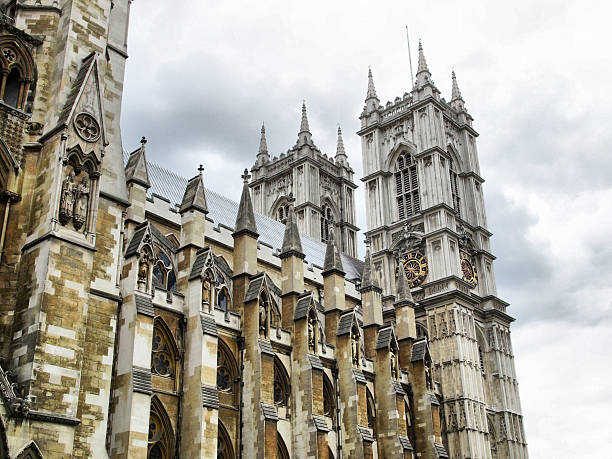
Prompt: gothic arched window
<box><xmin>151</xmin><ymin>319</ymin><xmax>178</xmax><ymax>380</ymax></box>
<box><xmin>449</xmin><ymin>158</ymin><xmax>461</xmax><ymax>218</ymax></box>
<box><xmin>217</xmin><ymin>340</ymin><xmax>238</xmax><ymax>398</ymax></box>
<box><xmin>323</xmin><ymin>373</ymin><xmax>336</xmax><ymax>426</ymax></box>
<box><xmin>0</xmin><ymin>36</ymin><xmax>36</xmax><ymax>111</ymax></box>
<box><xmin>274</xmin><ymin>357</ymin><xmax>290</xmax><ymax>407</ymax></box>
<box><xmin>277</xmin><ymin>433</ymin><xmax>290</xmax><ymax>459</ymax></box>
<box><xmin>366</xmin><ymin>387</ymin><xmax>377</xmax><ymax>436</ymax></box>
<box><xmin>217</xmin><ymin>421</ymin><xmax>234</xmax><ymax>459</ymax></box>
<box><xmin>148</xmin><ymin>397</ymin><xmax>175</xmax><ymax>459</ymax></box>
<box><xmin>217</xmin><ymin>286</ymin><xmax>230</xmax><ymax>312</ymax></box>
<box><xmin>320</xmin><ymin>203</ymin><xmax>334</xmax><ymax>243</ymax></box>
<box><xmin>395</xmin><ymin>152</ymin><xmax>420</xmax><ymax>220</ymax></box>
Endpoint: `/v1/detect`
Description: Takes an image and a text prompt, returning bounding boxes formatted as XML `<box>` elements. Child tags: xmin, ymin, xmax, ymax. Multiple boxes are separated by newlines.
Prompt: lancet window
<box><xmin>323</xmin><ymin>374</ymin><xmax>336</xmax><ymax>426</ymax></box>
<box><xmin>276</xmin><ymin>202</ymin><xmax>289</xmax><ymax>224</ymax></box>
<box><xmin>216</xmin><ymin>341</ymin><xmax>237</xmax><ymax>394</ymax></box>
<box><xmin>395</xmin><ymin>151</ymin><xmax>420</xmax><ymax>220</ymax></box>
<box><xmin>366</xmin><ymin>388</ymin><xmax>377</xmax><ymax>436</ymax></box>
<box><xmin>153</xmin><ymin>250</ymin><xmax>176</xmax><ymax>292</ymax></box>
<box><xmin>277</xmin><ymin>434</ymin><xmax>290</xmax><ymax>459</ymax></box>
<box><xmin>0</xmin><ymin>36</ymin><xmax>36</xmax><ymax>111</ymax></box>
<box><xmin>148</xmin><ymin>397</ymin><xmax>174</xmax><ymax>459</ymax></box>
<box><xmin>273</xmin><ymin>357</ymin><xmax>290</xmax><ymax>407</ymax></box>
<box><xmin>217</xmin><ymin>422</ymin><xmax>234</xmax><ymax>459</ymax></box>
<box><xmin>449</xmin><ymin>158</ymin><xmax>461</xmax><ymax>217</ymax></box>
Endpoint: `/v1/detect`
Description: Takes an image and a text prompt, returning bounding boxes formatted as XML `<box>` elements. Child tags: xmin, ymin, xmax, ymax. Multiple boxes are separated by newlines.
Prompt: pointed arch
<box><xmin>320</xmin><ymin>198</ymin><xmax>338</xmax><ymax>243</ymax></box>
<box><xmin>277</xmin><ymin>432</ymin><xmax>290</xmax><ymax>459</ymax></box>
<box><xmin>217</xmin><ymin>339</ymin><xmax>239</xmax><ymax>407</ymax></box>
<box><xmin>366</xmin><ymin>386</ymin><xmax>377</xmax><ymax>436</ymax></box>
<box><xmin>0</xmin><ymin>34</ymin><xmax>37</xmax><ymax>111</ymax></box>
<box><xmin>217</xmin><ymin>420</ymin><xmax>234</xmax><ymax>459</ymax></box>
<box><xmin>274</xmin><ymin>356</ymin><xmax>290</xmax><ymax>407</ymax></box>
<box><xmin>14</xmin><ymin>440</ymin><xmax>43</xmax><ymax>459</ymax></box>
<box><xmin>392</xmin><ymin>147</ymin><xmax>420</xmax><ymax>220</ymax></box>
<box><xmin>151</xmin><ymin>317</ymin><xmax>179</xmax><ymax>380</ymax></box>
<box><xmin>272</xmin><ymin>195</ymin><xmax>290</xmax><ymax>224</ymax></box>
<box><xmin>323</xmin><ymin>372</ymin><xmax>336</xmax><ymax>426</ymax></box>
<box><xmin>148</xmin><ymin>395</ymin><xmax>175</xmax><ymax>459</ymax></box>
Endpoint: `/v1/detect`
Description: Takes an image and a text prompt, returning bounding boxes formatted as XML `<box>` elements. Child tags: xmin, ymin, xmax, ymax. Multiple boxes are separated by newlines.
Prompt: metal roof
<box><xmin>136</xmin><ymin>156</ymin><xmax>364</xmax><ymax>282</ymax></box>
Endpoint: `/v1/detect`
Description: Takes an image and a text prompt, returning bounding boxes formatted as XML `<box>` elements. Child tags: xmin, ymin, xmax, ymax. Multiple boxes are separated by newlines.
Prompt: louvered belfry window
<box><xmin>395</xmin><ymin>152</ymin><xmax>420</xmax><ymax>220</ymax></box>
<box><xmin>449</xmin><ymin>159</ymin><xmax>461</xmax><ymax>218</ymax></box>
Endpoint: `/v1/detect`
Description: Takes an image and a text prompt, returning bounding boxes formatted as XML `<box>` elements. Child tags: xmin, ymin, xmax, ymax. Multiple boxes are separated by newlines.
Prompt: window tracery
<box><xmin>153</xmin><ymin>250</ymin><xmax>176</xmax><ymax>292</ymax></box>
<box><xmin>216</xmin><ymin>340</ymin><xmax>237</xmax><ymax>397</ymax></box>
<box><xmin>273</xmin><ymin>357</ymin><xmax>290</xmax><ymax>407</ymax></box>
<box><xmin>217</xmin><ymin>421</ymin><xmax>234</xmax><ymax>459</ymax></box>
<box><xmin>276</xmin><ymin>202</ymin><xmax>289</xmax><ymax>224</ymax></box>
<box><xmin>394</xmin><ymin>151</ymin><xmax>420</xmax><ymax>220</ymax></box>
<box><xmin>0</xmin><ymin>35</ymin><xmax>36</xmax><ymax>111</ymax></box>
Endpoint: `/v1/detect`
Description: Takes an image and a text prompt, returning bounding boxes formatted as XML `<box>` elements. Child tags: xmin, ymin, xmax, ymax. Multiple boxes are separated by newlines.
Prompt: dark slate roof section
<box><xmin>411</xmin><ymin>338</ymin><xmax>428</xmax><ymax>363</ymax></box>
<box><xmin>392</xmin><ymin>380</ymin><xmax>406</xmax><ymax>396</ymax></box>
<box><xmin>150</xmin><ymin>223</ymin><xmax>178</xmax><ymax>255</ymax></box>
<box><xmin>398</xmin><ymin>435</ymin><xmax>413</xmax><ymax>451</ymax></box>
<box><xmin>353</xmin><ymin>368</ymin><xmax>366</xmax><ymax>384</ymax></box>
<box><xmin>234</xmin><ymin>178</ymin><xmax>259</xmax><ymax>238</ymax></box>
<box><xmin>358</xmin><ymin>426</ymin><xmax>375</xmax><ymax>443</ymax></box>
<box><xmin>125</xmin><ymin>223</ymin><xmax>148</xmax><ymax>258</ymax></box>
<box><xmin>375</xmin><ymin>326</ymin><xmax>394</xmax><ymax>350</ymax></box>
<box><xmin>429</xmin><ymin>393</ymin><xmax>440</xmax><ymax>406</ymax></box>
<box><xmin>308</xmin><ymin>354</ymin><xmax>323</xmax><ymax>371</ymax></box>
<box><xmin>135</xmin><ymin>294</ymin><xmax>154</xmax><ymax>318</ymax></box>
<box><xmin>180</xmin><ymin>173</ymin><xmax>208</xmax><ymax>214</ymax></box>
<box><xmin>435</xmin><ymin>443</ymin><xmax>449</xmax><ymax>458</ymax></box>
<box><xmin>189</xmin><ymin>247</ymin><xmax>210</xmax><ymax>280</ymax></box>
<box><xmin>125</xmin><ymin>146</ymin><xmax>151</xmax><ymax>188</ymax></box>
<box><xmin>279</xmin><ymin>205</ymin><xmax>304</xmax><ymax>259</ymax></box>
<box><xmin>244</xmin><ymin>274</ymin><xmax>265</xmax><ymax>303</ymax></box>
<box><xmin>200</xmin><ymin>313</ymin><xmax>217</xmax><ymax>337</ymax></box>
<box><xmin>322</xmin><ymin>230</ymin><xmax>345</xmax><ymax>276</ymax></box>
<box><xmin>294</xmin><ymin>292</ymin><xmax>313</xmax><ymax>321</ymax></box>
<box><xmin>259</xmin><ymin>339</ymin><xmax>275</xmax><ymax>356</ymax></box>
<box><xmin>312</xmin><ymin>415</ymin><xmax>330</xmax><ymax>432</ymax></box>
<box><xmin>201</xmin><ymin>384</ymin><xmax>219</xmax><ymax>409</ymax></box>
<box><xmin>126</xmin><ymin>154</ymin><xmax>364</xmax><ymax>281</ymax></box>
<box><xmin>58</xmin><ymin>53</ymin><xmax>96</xmax><ymax>126</ymax></box>
<box><xmin>337</xmin><ymin>311</ymin><xmax>354</xmax><ymax>336</ymax></box>
<box><xmin>260</xmin><ymin>402</ymin><xmax>278</xmax><ymax>421</ymax></box>
<box><xmin>132</xmin><ymin>366</ymin><xmax>152</xmax><ymax>395</ymax></box>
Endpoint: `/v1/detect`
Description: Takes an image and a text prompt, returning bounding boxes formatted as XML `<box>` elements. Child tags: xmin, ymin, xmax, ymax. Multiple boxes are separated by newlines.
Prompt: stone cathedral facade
<box><xmin>0</xmin><ymin>1</ymin><xmax>528</xmax><ymax>458</ymax></box>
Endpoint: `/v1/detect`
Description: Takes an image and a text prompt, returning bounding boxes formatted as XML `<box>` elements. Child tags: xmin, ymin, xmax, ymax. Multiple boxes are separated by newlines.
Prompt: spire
<box><xmin>179</xmin><ymin>164</ymin><xmax>208</xmax><ymax>214</ymax></box>
<box><xmin>360</xmin><ymin>241</ymin><xmax>380</xmax><ymax>292</ymax></box>
<box><xmin>296</xmin><ymin>101</ymin><xmax>313</xmax><ymax>147</ymax></box>
<box><xmin>322</xmin><ymin>226</ymin><xmax>344</xmax><ymax>276</ymax></box>
<box><xmin>335</xmin><ymin>125</ymin><xmax>347</xmax><ymax>161</ymax></box>
<box><xmin>366</xmin><ymin>67</ymin><xmax>378</xmax><ymax>100</ymax></box>
<box><xmin>280</xmin><ymin>193</ymin><xmax>304</xmax><ymax>259</ymax></box>
<box><xmin>417</xmin><ymin>40</ymin><xmax>429</xmax><ymax>74</ymax></box>
<box><xmin>233</xmin><ymin>169</ymin><xmax>259</xmax><ymax>238</ymax></box>
<box><xmin>394</xmin><ymin>257</ymin><xmax>414</xmax><ymax>305</ymax></box>
<box><xmin>258</xmin><ymin>123</ymin><xmax>269</xmax><ymax>157</ymax></box>
<box><xmin>450</xmin><ymin>69</ymin><xmax>467</xmax><ymax>112</ymax></box>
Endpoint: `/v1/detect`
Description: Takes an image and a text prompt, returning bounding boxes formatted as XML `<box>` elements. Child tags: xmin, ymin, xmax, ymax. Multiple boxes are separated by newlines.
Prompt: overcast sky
<box><xmin>121</xmin><ymin>1</ymin><xmax>612</xmax><ymax>456</ymax></box>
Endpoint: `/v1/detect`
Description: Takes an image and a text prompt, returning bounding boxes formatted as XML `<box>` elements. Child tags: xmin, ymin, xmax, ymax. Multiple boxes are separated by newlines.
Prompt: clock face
<box><xmin>460</xmin><ymin>252</ymin><xmax>478</xmax><ymax>287</ymax></box>
<box><xmin>400</xmin><ymin>251</ymin><xmax>428</xmax><ymax>288</ymax></box>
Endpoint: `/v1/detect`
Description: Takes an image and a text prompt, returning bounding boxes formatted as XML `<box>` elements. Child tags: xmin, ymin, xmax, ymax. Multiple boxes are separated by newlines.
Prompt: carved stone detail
<box><xmin>74</xmin><ymin>112</ymin><xmax>100</xmax><ymax>142</ymax></box>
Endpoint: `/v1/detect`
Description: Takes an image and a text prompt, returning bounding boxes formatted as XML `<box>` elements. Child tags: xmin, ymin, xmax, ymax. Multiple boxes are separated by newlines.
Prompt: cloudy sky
<box><xmin>121</xmin><ymin>1</ymin><xmax>612</xmax><ymax>456</ymax></box>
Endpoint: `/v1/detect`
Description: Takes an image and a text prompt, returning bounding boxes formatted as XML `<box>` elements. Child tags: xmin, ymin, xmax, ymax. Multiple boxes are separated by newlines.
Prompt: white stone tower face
<box><xmin>358</xmin><ymin>45</ymin><xmax>528</xmax><ymax>458</ymax></box>
<box><xmin>250</xmin><ymin>104</ymin><xmax>359</xmax><ymax>258</ymax></box>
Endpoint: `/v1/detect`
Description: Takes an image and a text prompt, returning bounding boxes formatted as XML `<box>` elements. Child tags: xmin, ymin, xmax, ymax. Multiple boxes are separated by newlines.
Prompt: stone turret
<box><xmin>361</xmin><ymin>242</ymin><xmax>383</xmax><ymax>358</ymax></box>
<box><xmin>413</xmin><ymin>40</ymin><xmax>440</xmax><ymax>101</ymax></box>
<box><xmin>322</xmin><ymin>227</ymin><xmax>345</xmax><ymax>348</ymax></box>
<box><xmin>365</xmin><ymin>67</ymin><xmax>380</xmax><ymax>113</ymax></box>
<box><xmin>179</xmin><ymin>164</ymin><xmax>208</xmax><ymax>248</ymax></box>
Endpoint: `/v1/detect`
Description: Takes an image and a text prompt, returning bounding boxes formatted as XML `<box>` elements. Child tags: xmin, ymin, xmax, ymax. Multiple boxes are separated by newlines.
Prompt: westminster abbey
<box><xmin>0</xmin><ymin>1</ymin><xmax>527</xmax><ymax>458</ymax></box>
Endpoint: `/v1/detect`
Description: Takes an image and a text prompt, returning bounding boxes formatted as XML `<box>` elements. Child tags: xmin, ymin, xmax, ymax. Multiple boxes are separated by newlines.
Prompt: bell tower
<box><xmin>358</xmin><ymin>42</ymin><xmax>528</xmax><ymax>458</ymax></box>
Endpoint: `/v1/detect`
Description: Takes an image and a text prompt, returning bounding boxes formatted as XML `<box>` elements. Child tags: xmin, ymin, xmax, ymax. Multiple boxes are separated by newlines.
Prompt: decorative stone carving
<box><xmin>74</xmin><ymin>112</ymin><xmax>100</xmax><ymax>142</ymax></box>
<box><xmin>137</xmin><ymin>255</ymin><xmax>149</xmax><ymax>292</ymax></box>
<box><xmin>308</xmin><ymin>313</ymin><xmax>316</xmax><ymax>352</ymax></box>
<box><xmin>58</xmin><ymin>171</ymin><xmax>76</xmax><ymax>225</ymax></box>
<box><xmin>351</xmin><ymin>331</ymin><xmax>359</xmax><ymax>365</ymax></box>
<box><xmin>73</xmin><ymin>176</ymin><xmax>89</xmax><ymax>230</ymax></box>
<box><xmin>259</xmin><ymin>301</ymin><xmax>267</xmax><ymax>338</ymax></box>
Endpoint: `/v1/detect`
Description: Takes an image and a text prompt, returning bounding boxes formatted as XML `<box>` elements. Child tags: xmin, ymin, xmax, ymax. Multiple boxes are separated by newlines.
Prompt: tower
<box><xmin>358</xmin><ymin>44</ymin><xmax>528</xmax><ymax>458</ymax></box>
<box><xmin>0</xmin><ymin>0</ymin><xmax>131</xmax><ymax>456</ymax></box>
<box><xmin>250</xmin><ymin>103</ymin><xmax>359</xmax><ymax>258</ymax></box>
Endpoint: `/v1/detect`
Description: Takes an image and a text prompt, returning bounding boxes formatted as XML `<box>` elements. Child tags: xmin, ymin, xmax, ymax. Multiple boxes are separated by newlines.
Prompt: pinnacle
<box><xmin>360</xmin><ymin>241</ymin><xmax>380</xmax><ymax>292</ymax></box>
<box><xmin>234</xmin><ymin>169</ymin><xmax>258</xmax><ymax>238</ymax></box>
<box><xmin>336</xmin><ymin>125</ymin><xmax>346</xmax><ymax>158</ymax></box>
<box><xmin>280</xmin><ymin>192</ymin><xmax>304</xmax><ymax>259</ymax></box>
<box><xmin>299</xmin><ymin>101</ymin><xmax>311</xmax><ymax>134</ymax></box>
<box><xmin>322</xmin><ymin>226</ymin><xmax>344</xmax><ymax>276</ymax></box>
<box><xmin>451</xmin><ymin>69</ymin><xmax>463</xmax><ymax>102</ymax></box>
<box><xmin>417</xmin><ymin>39</ymin><xmax>429</xmax><ymax>74</ymax></box>
<box><xmin>258</xmin><ymin>122</ymin><xmax>268</xmax><ymax>156</ymax></box>
<box><xmin>395</xmin><ymin>257</ymin><xmax>414</xmax><ymax>305</ymax></box>
<box><xmin>366</xmin><ymin>67</ymin><xmax>378</xmax><ymax>100</ymax></box>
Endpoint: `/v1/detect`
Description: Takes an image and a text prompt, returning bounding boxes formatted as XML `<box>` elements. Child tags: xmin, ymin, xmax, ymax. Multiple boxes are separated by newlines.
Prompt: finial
<box><xmin>140</xmin><ymin>136</ymin><xmax>147</xmax><ymax>147</ymax></box>
<box><xmin>366</xmin><ymin>67</ymin><xmax>378</xmax><ymax>100</ymax></box>
<box><xmin>451</xmin><ymin>69</ymin><xmax>463</xmax><ymax>102</ymax></box>
<box><xmin>241</xmin><ymin>168</ymin><xmax>251</xmax><ymax>183</ymax></box>
<box><xmin>198</xmin><ymin>164</ymin><xmax>204</xmax><ymax>175</ymax></box>
<box><xmin>258</xmin><ymin>122</ymin><xmax>268</xmax><ymax>157</ymax></box>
